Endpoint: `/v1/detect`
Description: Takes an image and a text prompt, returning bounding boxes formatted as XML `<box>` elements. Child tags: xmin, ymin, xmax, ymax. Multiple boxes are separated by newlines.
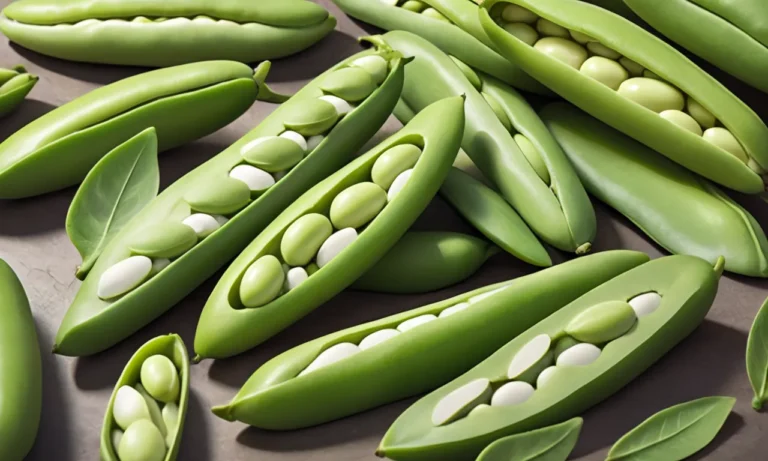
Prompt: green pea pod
<box><xmin>54</xmin><ymin>49</ymin><xmax>408</xmax><ymax>357</ymax></box>
<box><xmin>540</xmin><ymin>102</ymin><xmax>768</xmax><ymax>278</ymax></box>
<box><xmin>0</xmin><ymin>65</ymin><xmax>37</xmax><ymax>117</ymax></box>
<box><xmin>212</xmin><ymin>250</ymin><xmax>649</xmax><ymax>430</ymax></box>
<box><xmin>378</xmin><ymin>255</ymin><xmax>722</xmax><ymax>461</ymax></box>
<box><xmin>330</xmin><ymin>0</ymin><xmax>547</xmax><ymax>94</ymax></box>
<box><xmin>0</xmin><ymin>259</ymin><xmax>41</xmax><ymax>461</ymax></box>
<box><xmin>370</xmin><ymin>31</ymin><xmax>596</xmax><ymax>253</ymax></box>
<box><xmin>100</xmin><ymin>334</ymin><xmax>189</xmax><ymax>461</ymax></box>
<box><xmin>352</xmin><ymin>231</ymin><xmax>500</xmax><ymax>294</ymax></box>
<box><xmin>0</xmin><ymin>0</ymin><xmax>336</xmax><ymax>67</ymax></box>
<box><xmin>479</xmin><ymin>0</ymin><xmax>768</xmax><ymax>194</ymax></box>
<box><xmin>194</xmin><ymin>95</ymin><xmax>465</xmax><ymax>360</ymax></box>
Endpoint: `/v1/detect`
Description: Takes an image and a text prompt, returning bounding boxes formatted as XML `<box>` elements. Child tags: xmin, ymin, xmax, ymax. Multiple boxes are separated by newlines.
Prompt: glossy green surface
<box><xmin>480</xmin><ymin>0</ymin><xmax>768</xmax><ymax>194</ymax></box>
<box><xmin>100</xmin><ymin>334</ymin><xmax>189</xmax><ymax>461</ymax></box>
<box><xmin>54</xmin><ymin>50</ymin><xmax>407</xmax><ymax>357</ymax></box>
<box><xmin>194</xmin><ymin>96</ymin><xmax>465</xmax><ymax>360</ymax></box>
<box><xmin>0</xmin><ymin>0</ymin><xmax>335</xmax><ymax>67</ymax></box>
<box><xmin>540</xmin><ymin>103</ymin><xmax>768</xmax><ymax>277</ymax></box>
<box><xmin>0</xmin><ymin>259</ymin><xmax>41</xmax><ymax>461</ymax></box>
<box><xmin>0</xmin><ymin>65</ymin><xmax>36</xmax><ymax>117</ymax></box>
<box><xmin>379</xmin><ymin>255</ymin><xmax>721</xmax><ymax>461</ymax></box>
<box><xmin>747</xmin><ymin>296</ymin><xmax>768</xmax><ymax>409</ymax></box>
<box><xmin>212</xmin><ymin>250</ymin><xmax>648</xmax><ymax>429</ymax></box>
<box><xmin>475</xmin><ymin>417</ymin><xmax>582</xmax><ymax>461</ymax></box>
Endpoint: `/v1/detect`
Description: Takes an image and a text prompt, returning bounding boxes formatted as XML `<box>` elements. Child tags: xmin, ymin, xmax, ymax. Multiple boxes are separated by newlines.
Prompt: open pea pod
<box><xmin>541</xmin><ymin>103</ymin><xmax>768</xmax><ymax>278</ymax></box>
<box><xmin>370</xmin><ymin>31</ymin><xmax>596</xmax><ymax>253</ymax></box>
<box><xmin>0</xmin><ymin>65</ymin><xmax>37</xmax><ymax>117</ymax></box>
<box><xmin>100</xmin><ymin>334</ymin><xmax>189</xmax><ymax>461</ymax></box>
<box><xmin>0</xmin><ymin>0</ymin><xmax>336</xmax><ymax>67</ymax></box>
<box><xmin>0</xmin><ymin>259</ymin><xmax>41</xmax><ymax>461</ymax></box>
<box><xmin>194</xmin><ymin>95</ymin><xmax>465</xmax><ymax>360</ymax></box>
<box><xmin>479</xmin><ymin>0</ymin><xmax>768</xmax><ymax>194</ymax></box>
<box><xmin>330</xmin><ymin>0</ymin><xmax>546</xmax><ymax>94</ymax></box>
<box><xmin>54</xmin><ymin>49</ymin><xmax>408</xmax><ymax>357</ymax></box>
<box><xmin>212</xmin><ymin>250</ymin><xmax>648</xmax><ymax>430</ymax></box>
<box><xmin>378</xmin><ymin>255</ymin><xmax>722</xmax><ymax>461</ymax></box>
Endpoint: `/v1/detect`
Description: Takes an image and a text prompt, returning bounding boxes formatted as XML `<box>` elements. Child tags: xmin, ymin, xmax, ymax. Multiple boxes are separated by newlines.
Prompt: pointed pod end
<box><xmin>713</xmin><ymin>256</ymin><xmax>725</xmax><ymax>277</ymax></box>
<box><xmin>486</xmin><ymin>244</ymin><xmax>502</xmax><ymax>259</ymax></box>
<box><xmin>211</xmin><ymin>404</ymin><xmax>235</xmax><ymax>421</ymax></box>
<box><xmin>374</xmin><ymin>448</ymin><xmax>386</xmax><ymax>458</ymax></box>
<box><xmin>576</xmin><ymin>242</ymin><xmax>592</xmax><ymax>255</ymax></box>
<box><xmin>752</xmin><ymin>396</ymin><xmax>764</xmax><ymax>411</ymax></box>
<box><xmin>192</xmin><ymin>354</ymin><xmax>203</xmax><ymax>364</ymax></box>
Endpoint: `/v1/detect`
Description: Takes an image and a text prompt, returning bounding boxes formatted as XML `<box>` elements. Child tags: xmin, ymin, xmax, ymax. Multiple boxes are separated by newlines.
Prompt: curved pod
<box><xmin>212</xmin><ymin>250</ymin><xmax>649</xmax><ymax>430</ymax></box>
<box><xmin>54</xmin><ymin>49</ymin><xmax>407</xmax><ymax>356</ymax></box>
<box><xmin>0</xmin><ymin>0</ymin><xmax>336</xmax><ymax>67</ymax></box>
<box><xmin>0</xmin><ymin>65</ymin><xmax>37</xmax><ymax>117</ymax></box>
<box><xmin>378</xmin><ymin>255</ymin><xmax>722</xmax><ymax>461</ymax></box>
<box><xmin>480</xmin><ymin>0</ymin><xmax>768</xmax><ymax>194</ymax></box>
<box><xmin>194</xmin><ymin>96</ymin><xmax>466</xmax><ymax>360</ymax></box>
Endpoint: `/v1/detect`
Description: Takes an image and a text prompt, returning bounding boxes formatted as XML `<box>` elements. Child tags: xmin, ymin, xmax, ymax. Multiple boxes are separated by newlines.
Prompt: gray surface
<box><xmin>1</xmin><ymin>0</ymin><xmax>767</xmax><ymax>459</ymax></box>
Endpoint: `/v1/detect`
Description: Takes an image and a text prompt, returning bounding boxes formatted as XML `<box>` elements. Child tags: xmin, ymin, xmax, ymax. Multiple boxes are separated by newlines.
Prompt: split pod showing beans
<box><xmin>541</xmin><ymin>103</ymin><xmax>768</xmax><ymax>278</ymax></box>
<box><xmin>193</xmin><ymin>95</ymin><xmax>466</xmax><ymax>361</ymax></box>
<box><xmin>0</xmin><ymin>65</ymin><xmax>37</xmax><ymax>117</ymax></box>
<box><xmin>479</xmin><ymin>0</ymin><xmax>768</xmax><ymax>195</ymax></box>
<box><xmin>212</xmin><ymin>250</ymin><xmax>648</xmax><ymax>430</ymax></box>
<box><xmin>0</xmin><ymin>0</ymin><xmax>336</xmax><ymax>67</ymax></box>
<box><xmin>100</xmin><ymin>334</ymin><xmax>188</xmax><ymax>461</ymax></box>
<box><xmin>53</xmin><ymin>49</ymin><xmax>407</xmax><ymax>357</ymax></box>
<box><xmin>330</xmin><ymin>0</ymin><xmax>547</xmax><ymax>94</ymax></box>
<box><xmin>0</xmin><ymin>259</ymin><xmax>42</xmax><ymax>461</ymax></box>
<box><xmin>370</xmin><ymin>31</ymin><xmax>596</xmax><ymax>254</ymax></box>
<box><xmin>377</xmin><ymin>255</ymin><xmax>723</xmax><ymax>461</ymax></box>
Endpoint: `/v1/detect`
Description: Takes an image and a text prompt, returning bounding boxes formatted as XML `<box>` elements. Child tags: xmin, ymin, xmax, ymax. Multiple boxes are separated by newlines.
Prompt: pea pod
<box><xmin>100</xmin><ymin>334</ymin><xmax>189</xmax><ymax>461</ymax></box>
<box><xmin>194</xmin><ymin>96</ymin><xmax>465</xmax><ymax>360</ymax></box>
<box><xmin>0</xmin><ymin>0</ymin><xmax>336</xmax><ymax>67</ymax></box>
<box><xmin>540</xmin><ymin>102</ymin><xmax>768</xmax><ymax>278</ymax></box>
<box><xmin>378</xmin><ymin>255</ymin><xmax>722</xmax><ymax>461</ymax></box>
<box><xmin>212</xmin><ymin>250</ymin><xmax>648</xmax><ymax>430</ymax></box>
<box><xmin>0</xmin><ymin>259</ymin><xmax>42</xmax><ymax>461</ymax></box>
<box><xmin>370</xmin><ymin>31</ymin><xmax>596</xmax><ymax>253</ymax></box>
<box><xmin>479</xmin><ymin>0</ymin><xmax>768</xmax><ymax>194</ymax></box>
<box><xmin>0</xmin><ymin>65</ymin><xmax>37</xmax><ymax>117</ymax></box>
<box><xmin>54</xmin><ymin>49</ymin><xmax>408</xmax><ymax>356</ymax></box>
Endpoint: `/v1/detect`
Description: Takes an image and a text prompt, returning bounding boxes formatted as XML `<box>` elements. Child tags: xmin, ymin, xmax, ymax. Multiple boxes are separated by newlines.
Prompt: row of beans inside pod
<box><xmin>494</xmin><ymin>4</ymin><xmax>755</xmax><ymax>169</ymax></box>
<box><xmin>73</xmin><ymin>15</ymin><xmax>262</xmax><ymax>27</ymax></box>
<box><xmin>431</xmin><ymin>291</ymin><xmax>662</xmax><ymax>426</ymax></box>
<box><xmin>96</xmin><ymin>54</ymin><xmax>392</xmax><ymax>301</ymax></box>
<box><xmin>380</xmin><ymin>0</ymin><xmax>452</xmax><ymax>22</ymax></box>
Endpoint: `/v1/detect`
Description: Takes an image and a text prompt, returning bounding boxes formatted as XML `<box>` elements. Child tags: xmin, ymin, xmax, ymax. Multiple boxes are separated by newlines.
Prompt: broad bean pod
<box><xmin>0</xmin><ymin>65</ymin><xmax>37</xmax><ymax>117</ymax></box>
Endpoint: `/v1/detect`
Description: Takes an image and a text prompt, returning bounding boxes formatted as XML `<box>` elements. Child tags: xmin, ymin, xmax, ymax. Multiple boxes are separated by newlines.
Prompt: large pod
<box><xmin>194</xmin><ymin>96</ymin><xmax>465</xmax><ymax>360</ymax></box>
<box><xmin>371</xmin><ymin>31</ymin><xmax>596</xmax><ymax>253</ymax></box>
<box><xmin>54</xmin><ymin>49</ymin><xmax>408</xmax><ymax>357</ymax></box>
<box><xmin>480</xmin><ymin>0</ymin><xmax>768</xmax><ymax>194</ymax></box>
<box><xmin>0</xmin><ymin>0</ymin><xmax>336</xmax><ymax>67</ymax></box>
<box><xmin>541</xmin><ymin>103</ymin><xmax>768</xmax><ymax>278</ymax></box>
<box><xmin>0</xmin><ymin>259</ymin><xmax>42</xmax><ymax>461</ymax></box>
<box><xmin>212</xmin><ymin>250</ymin><xmax>648</xmax><ymax>430</ymax></box>
<box><xmin>378</xmin><ymin>255</ymin><xmax>722</xmax><ymax>461</ymax></box>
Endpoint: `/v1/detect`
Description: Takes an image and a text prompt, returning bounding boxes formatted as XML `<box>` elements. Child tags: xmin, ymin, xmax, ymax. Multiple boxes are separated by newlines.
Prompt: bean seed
<box><xmin>619</xmin><ymin>57</ymin><xmax>645</xmax><ymax>77</ymax></box>
<box><xmin>660</xmin><ymin>110</ymin><xmax>703</xmax><ymax>136</ymax></box>
<box><xmin>491</xmin><ymin>381</ymin><xmax>535</xmax><ymax>407</ymax></box>
<box><xmin>279</xmin><ymin>131</ymin><xmax>308</xmax><ymax>152</ymax></box>
<box><xmin>229</xmin><ymin>164</ymin><xmax>275</xmax><ymax>192</ymax></box>
<box><xmin>111</xmin><ymin>428</ymin><xmax>123</xmax><ymax>451</ymax></box>
<box><xmin>240</xmin><ymin>255</ymin><xmax>285</xmax><ymax>307</ymax></box>
<box><xmin>283</xmin><ymin>98</ymin><xmax>339</xmax><ymax>136</ymax></box>
<box><xmin>686</xmin><ymin>97</ymin><xmax>716</xmax><ymax>129</ymax></box>
<box><xmin>135</xmin><ymin>383</ymin><xmax>167</xmax><ymax>437</ymax></box>
<box><xmin>643</xmin><ymin>69</ymin><xmax>661</xmax><ymax>80</ymax></box>
<box><xmin>351</xmin><ymin>55</ymin><xmax>389</xmax><ymax>84</ymax></box>
<box><xmin>397</xmin><ymin>314</ymin><xmax>438</xmax><ymax>332</ymax></box>
<box><xmin>422</xmin><ymin>8</ymin><xmax>450</xmax><ymax>22</ymax></box>
<box><xmin>117</xmin><ymin>419</ymin><xmax>166</xmax><ymax>461</ymax></box>
<box><xmin>536</xmin><ymin>366</ymin><xmax>557</xmax><ymax>388</ymax></box>
<box><xmin>184</xmin><ymin>176</ymin><xmax>251</xmax><ymax>215</ymax></box>
<box><xmin>320</xmin><ymin>67</ymin><xmax>377</xmax><ymax>102</ymax></box>
<box><xmin>400</xmin><ymin>0</ymin><xmax>427</xmax><ymax>13</ymax></box>
<box><xmin>371</xmin><ymin>144</ymin><xmax>422</xmax><ymax>190</ymax></box>
<box><xmin>628</xmin><ymin>292</ymin><xmax>661</xmax><ymax>318</ymax></box>
<box><xmin>503</xmin><ymin>23</ymin><xmax>539</xmax><ymax>46</ymax></box>
<box><xmin>432</xmin><ymin>378</ymin><xmax>492</xmax><ymax>426</ymax></box>
<box><xmin>319</xmin><ymin>95</ymin><xmax>354</xmax><ymax>117</ymax></box>
<box><xmin>140</xmin><ymin>355</ymin><xmax>180</xmax><ymax>404</ymax></box>
<box><xmin>301</xmin><ymin>342</ymin><xmax>361</xmax><ymax>375</ymax></box>
<box><xmin>514</xmin><ymin>134</ymin><xmax>551</xmax><ymax>184</ymax></box>
<box><xmin>113</xmin><ymin>385</ymin><xmax>151</xmax><ymax>431</ymax></box>
<box><xmin>482</xmin><ymin>92</ymin><xmax>512</xmax><ymax>131</ymax></box>
<box><xmin>359</xmin><ymin>328</ymin><xmax>401</xmax><ymax>350</ymax></box>
<box><xmin>281</xmin><ymin>213</ymin><xmax>333</xmax><ymax>266</ymax></box>
<box><xmin>565</xmin><ymin>300</ymin><xmax>637</xmax><ymax>344</ymax></box>
<box><xmin>570</xmin><ymin>30</ymin><xmax>594</xmax><ymax>44</ymax></box>
<box><xmin>553</xmin><ymin>336</ymin><xmax>580</xmax><ymax>359</ymax></box>
<box><xmin>507</xmin><ymin>334</ymin><xmax>551</xmax><ymax>380</ymax></box>
<box><xmin>556</xmin><ymin>343</ymin><xmax>601</xmax><ymax>366</ymax></box>
<box><xmin>330</xmin><ymin>182</ymin><xmax>387</xmax><ymax>229</ymax></box>
<box><xmin>617</xmin><ymin>77</ymin><xmax>684</xmax><ymax>113</ymax></box>
<box><xmin>193</xmin><ymin>15</ymin><xmax>215</xmax><ymax>23</ymax></box>
<box><xmin>306</xmin><ymin>262</ymin><xmax>320</xmax><ymax>276</ymax></box>
<box><xmin>501</xmin><ymin>5</ymin><xmax>538</xmax><ymax>23</ymax></box>
<box><xmin>317</xmin><ymin>228</ymin><xmax>358</xmax><ymax>267</ymax></box>
<box><xmin>702</xmin><ymin>127</ymin><xmax>748</xmax><ymax>162</ymax></box>
<box><xmin>182</xmin><ymin>213</ymin><xmax>221</xmax><ymax>238</ymax></box>
<box><xmin>439</xmin><ymin>302</ymin><xmax>471</xmax><ymax>318</ymax></box>
<box><xmin>534</xmin><ymin>37</ymin><xmax>588</xmax><ymax>69</ymax></box>
<box><xmin>307</xmin><ymin>135</ymin><xmax>324</xmax><ymax>152</ymax></box>
<box><xmin>149</xmin><ymin>258</ymin><xmax>170</xmax><ymax>276</ymax></box>
<box><xmin>536</xmin><ymin>18</ymin><xmax>570</xmax><ymax>38</ymax></box>
<box><xmin>162</xmin><ymin>402</ymin><xmax>179</xmax><ymax>448</ymax></box>
<box><xmin>284</xmin><ymin>267</ymin><xmax>308</xmax><ymax>292</ymax></box>
<box><xmin>388</xmin><ymin>169</ymin><xmax>413</xmax><ymax>202</ymax></box>
<box><xmin>98</xmin><ymin>256</ymin><xmax>152</xmax><ymax>300</ymax></box>
<box><xmin>586</xmin><ymin>41</ymin><xmax>621</xmax><ymax>60</ymax></box>
<box><xmin>129</xmin><ymin>222</ymin><xmax>197</xmax><ymax>259</ymax></box>
<box><xmin>241</xmin><ymin>136</ymin><xmax>305</xmax><ymax>173</ymax></box>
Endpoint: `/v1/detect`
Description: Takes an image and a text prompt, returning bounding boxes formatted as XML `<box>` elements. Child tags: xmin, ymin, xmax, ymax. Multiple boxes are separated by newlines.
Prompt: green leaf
<box><xmin>476</xmin><ymin>417</ymin><xmax>582</xmax><ymax>461</ymax></box>
<box><xmin>747</xmin><ymin>296</ymin><xmax>768</xmax><ymax>410</ymax></box>
<box><xmin>66</xmin><ymin>128</ymin><xmax>159</xmax><ymax>279</ymax></box>
<box><xmin>606</xmin><ymin>396</ymin><xmax>735</xmax><ymax>461</ymax></box>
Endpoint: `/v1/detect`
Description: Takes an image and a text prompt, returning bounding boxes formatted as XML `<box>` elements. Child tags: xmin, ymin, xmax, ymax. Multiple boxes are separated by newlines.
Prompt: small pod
<box><xmin>211</xmin><ymin>250</ymin><xmax>649</xmax><ymax>429</ymax></box>
<box><xmin>194</xmin><ymin>96</ymin><xmax>466</xmax><ymax>360</ymax></box>
<box><xmin>0</xmin><ymin>65</ymin><xmax>37</xmax><ymax>117</ymax></box>
<box><xmin>0</xmin><ymin>0</ymin><xmax>336</xmax><ymax>67</ymax></box>
<box><xmin>100</xmin><ymin>334</ymin><xmax>189</xmax><ymax>461</ymax></box>
<box><xmin>377</xmin><ymin>255</ymin><xmax>722</xmax><ymax>461</ymax></box>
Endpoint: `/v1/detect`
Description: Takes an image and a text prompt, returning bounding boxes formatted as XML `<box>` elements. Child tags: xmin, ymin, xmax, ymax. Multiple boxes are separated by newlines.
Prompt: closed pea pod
<box><xmin>0</xmin><ymin>65</ymin><xmax>37</xmax><ymax>117</ymax></box>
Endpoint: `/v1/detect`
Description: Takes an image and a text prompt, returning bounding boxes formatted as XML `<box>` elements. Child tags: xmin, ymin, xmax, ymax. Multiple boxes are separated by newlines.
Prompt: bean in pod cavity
<box><xmin>212</xmin><ymin>250</ymin><xmax>648</xmax><ymax>430</ymax></box>
<box><xmin>0</xmin><ymin>0</ymin><xmax>336</xmax><ymax>67</ymax></box>
<box><xmin>0</xmin><ymin>65</ymin><xmax>37</xmax><ymax>117</ymax></box>
<box><xmin>378</xmin><ymin>255</ymin><xmax>722</xmax><ymax>461</ymax></box>
<box><xmin>194</xmin><ymin>96</ymin><xmax>466</xmax><ymax>361</ymax></box>
<box><xmin>54</xmin><ymin>49</ymin><xmax>408</xmax><ymax>357</ymax></box>
<box><xmin>479</xmin><ymin>0</ymin><xmax>768</xmax><ymax>195</ymax></box>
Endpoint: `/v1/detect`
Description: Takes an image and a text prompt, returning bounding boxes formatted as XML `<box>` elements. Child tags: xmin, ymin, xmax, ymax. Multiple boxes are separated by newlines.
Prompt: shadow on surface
<box><xmin>0</xmin><ymin>186</ymin><xmax>73</xmax><ymax>236</ymax></box>
<box><xmin>264</xmin><ymin>30</ymin><xmax>362</xmax><ymax>84</ymax></box>
<box><xmin>177</xmin><ymin>389</ymin><xmax>213</xmax><ymax>460</ymax></box>
<box><xmin>689</xmin><ymin>412</ymin><xmax>745</xmax><ymax>461</ymax></box>
<box><xmin>0</xmin><ymin>99</ymin><xmax>56</xmax><ymax>141</ymax></box>
<box><xmin>157</xmin><ymin>140</ymin><xmax>231</xmax><ymax>190</ymax></box>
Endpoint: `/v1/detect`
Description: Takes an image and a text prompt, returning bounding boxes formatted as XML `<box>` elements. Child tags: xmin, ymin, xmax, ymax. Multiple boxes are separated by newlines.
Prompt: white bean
<box><xmin>359</xmin><ymin>328</ymin><xmax>401</xmax><ymax>350</ymax></box>
<box><xmin>279</xmin><ymin>131</ymin><xmax>308</xmax><ymax>152</ymax></box>
<box><xmin>432</xmin><ymin>378</ymin><xmax>492</xmax><ymax>426</ymax></box>
<box><xmin>468</xmin><ymin>286</ymin><xmax>507</xmax><ymax>305</ymax></box>
<box><xmin>556</xmin><ymin>343</ymin><xmax>601</xmax><ymax>366</ymax></box>
<box><xmin>387</xmin><ymin>168</ymin><xmax>413</xmax><ymax>201</ymax></box>
<box><xmin>300</xmin><ymin>342</ymin><xmax>361</xmax><ymax>375</ymax></box>
<box><xmin>113</xmin><ymin>385</ymin><xmax>151</xmax><ymax>431</ymax></box>
<box><xmin>284</xmin><ymin>267</ymin><xmax>308</xmax><ymax>292</ymax></box>
<box><xmin>320</xmin><ymin>95</ymin><xmax>354</xmax><ymax>116</ymax></box>
<box><xmin>491</xmin><ymin>381</ymin><xmax>535</xmax><ymax>407</ymax></box>
<box><xmin>182</xmin><ymin>213</ymin><xmax>220</xmax><ymax>238</ymax></box>
<box><xmin>536</xmin><ymin>366</ymin><xmax>558</xmax><ymax>388</ymax></box>
<box><xmin>507</xmin><ymin>334</ymin><xmax>551</xmax><ymax>379</ymax></box>
<box><xmin>98</xmin><ymin>256</ymin><xmax>152</xmax><ymax>300</ymax></box>
<box><xmin>628</xmin><ymin>292</ymin><xmax>662</xmax><ymax>317</ymax></box>
<box><xmin>397</xmin><ymin>314</ymin><xmax>437</xmax><ymax>332</ymax></box>
<box><xmin>317</xmin><ymin>228</ymin><xmax>358</xmax><ymax>267</ymax></box>
<box><xmin>229</xmin><ymin>164</ymin><xmax>275</xmax><ymax>192</ymax></box>
<box><xmin>439</xmin><ymin>302</ymin><xmax>470</xmax><ymax>318</ymax></box>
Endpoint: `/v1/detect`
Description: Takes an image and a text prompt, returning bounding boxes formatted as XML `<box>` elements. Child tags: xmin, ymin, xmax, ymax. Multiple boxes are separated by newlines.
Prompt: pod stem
<box><xmin>713</xmin><ymin>256</ymin><xmax>725</xmax><ymax>278</ymax></box>
<box><xmin>575</xmin><ymin>242</ymin><xmax>592</xmax><ymax>255</ymax></box>
<box><xmin>211</xmin><ymin>404</ymin><xmax>236</xmax><ymax>422</ymax></box>
<box><xmin>192</xmin><ymin>354</ymin><xmax>202</xmax><ymax>364</ymax></box>
<box><xmin>374</xmin><ymin>448</ymin><xmax>386</xmax><ymax>458</ymax></box>
<box><xmin>753</xmin><ymin>396</ymin><xmax>764</xmax><ymax>411</ymax></box>
<box><xmin>253</xmin><ymin>61</ymin><xmax>292</xmax><ymax>104</ymax></box>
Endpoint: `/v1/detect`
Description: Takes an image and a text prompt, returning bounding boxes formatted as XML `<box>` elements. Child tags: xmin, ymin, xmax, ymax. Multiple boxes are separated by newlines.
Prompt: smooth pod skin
<box><xmin>0</xmin><ymin>60</ymin><xmax>263</xmax><ymax>198</ymax></box>
<box><xmin>54</xmin><ymin>49</ymin><xmax>407</xmax><ymax>357</ymax></box>
<box><xmin>0</xmin><ymin>259</ymin><xmax>42</xmax><ymax>461</ymax></box>
<box><xmin>374</xmin><ymin>31</ymin><xmax>596</xmax><ymax>253</ymax></box>
<box><xmin>0</xmin><ymin>0</ymin><xmax>336</xmax><ymax>67</ymax></box>
<box><xmin>194</xmin><ymin>96</ymin><xmax>465</xmax><ymax>360</ymax></box>
<box><xmin>541</xmin><ymin>103</ymin><xmax>768</xmax><ymax>277</ymax></box>
<box><xmin>352</xmin><ymin>231</ymin><xmax>499</xmax><ymax>294</ymax></box>
<box><xmin>378</xmin><ymin>255</ymin><xmax>722</xmax><ymax>461</ymax></box>
<box><xmin>211</xmin><ymin>250</ymin><xmax>649</xmax><ymax>429</ymax></box>
<box><xmin>480</xmin><ymin>0</ymin><xmax>768</xmax><ymax>194</ymax></box>
<box><xmin>100</xmin><ymin>334</ymin><xmax>189</xmax><ymax>461</ymax></box>
<box><xmin>0</xmin><ymin>65</ymin><xmax>37</xmax><ymax>117</ymax></box>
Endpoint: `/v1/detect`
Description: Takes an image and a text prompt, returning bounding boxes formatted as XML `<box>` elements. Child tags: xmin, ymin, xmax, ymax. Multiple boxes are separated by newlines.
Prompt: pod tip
<box><xmin>211</xmin><ymin>404</ymin><xmax>235</xmax><ymax>421</ymax></box>
<box><xmin>374</xmin><ymin>448</ymin><xmax>385</xmax><ymax>458</ymax></box>
<box><xmin>192</xmin><ymin>354</ymin><xmax>202</xmax><ymax>364</ymax></box>
<box><xmin>752</xmin><ymin>396</ymin><xmax>764</xmax><ymax>411</ymax></box>
<box><xmin>713</xmin><ymin>256</ymin><xmax>725</xmax><ymax>277</ymax></box>
<box><xmin>576</xmin><ymin>242</ymin><xmax>592</xmax><ymax>255</ymax></box>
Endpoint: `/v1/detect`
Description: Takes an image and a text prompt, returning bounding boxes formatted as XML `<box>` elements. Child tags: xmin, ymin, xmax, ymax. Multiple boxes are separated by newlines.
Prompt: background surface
<box><xmin>2</xmin><ymin>0</ymin><xmax>767</xmax><ymax>459</ymax></box>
